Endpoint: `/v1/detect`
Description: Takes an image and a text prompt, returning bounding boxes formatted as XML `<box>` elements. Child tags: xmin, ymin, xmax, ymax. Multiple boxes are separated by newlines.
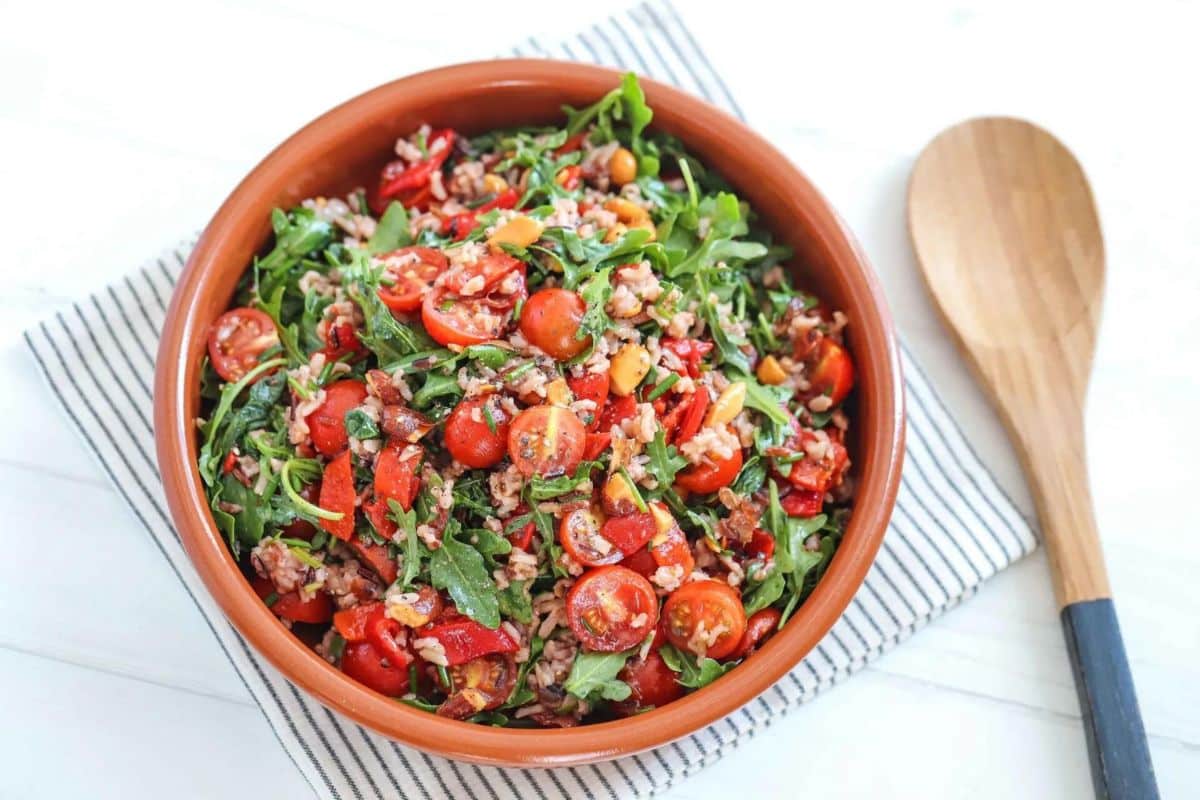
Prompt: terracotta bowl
<box><xmin>155</xmin><ymin>59</ymin><xmax>905</xmax><ymax>766</ymax></box>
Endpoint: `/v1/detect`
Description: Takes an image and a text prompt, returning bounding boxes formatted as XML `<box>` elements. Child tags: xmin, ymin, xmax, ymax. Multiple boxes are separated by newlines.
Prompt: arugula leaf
<box><xmin>576</xmin><ymin>265</ymin><xmax>614</xmax><ymax>341</ymax></box>
<box><xmin>344</xmin><ymin>408</ymin><xmax>380</xmax><ymax>440</ymax></box>
<box><xmin>564</xmin><ymin>650</ymin><xmax>634</xmax><ymax>702</ymax></box>
<box><xmin>257</xmin><ymin>283</ymin><xmax>306</xmax><ymax>365</ymax></box>
<box><xmin>733</xmin><ymin>372</ymin><xmax>792</xmax><ymax>427</ymax></box>
<box><xmin>464</xmin><ymin>344</ymin><xmax>513</xmax><ymax>370</ymax></box>
<box><xmin>429</xmin><ymin>521</ymin><xmax>500</xmax><ymax>628</ymax></box>
<box><xmin>527</xmin><ymin>461</ymin><xmax>597</xmax><ymax>501</ymax></box>
<box><xmin>729</xmin><ymin>454</ymin><xmax>767</xmax><ymax>496</ymax></box>
<box><xmin>658</xmin><ymin>644</ymin><xmax>736</xmax><ymax>688</ymax></box>
<box><xmin>367</xmin><ymin>201</ymin><xmax>411</xmax><ymax>254</ymax></box>
<box><xmin>645</xmin><ymin>430</ymin><xmax>688</xmax><ymax>493</ymax></box>
<box><xmin>341</xmin><ymin>250</ymin><xmax>433</xmax><ymax>367</ymax></box>
<box><xmin>497</xmin><ymin>580</ymin><xmax>533</xmax><ymax>625</ymax></box>
<box><xmin>412</xmin><ymin>370</ymin><xmax>464</xmax><ymax>409</ymax></box>
<box><xmin>210</xmin><ymin>473</ymin><xmax>267</xmax><ymax>553</ymax></box>
<box><xmin>198</xmin><ymin>362</ymin><xmax>287</xmax><ymax>486</ymax></box>
<box><xmin>256</xmin><ymin>207</ymin><xmax>334</xmax><ymax>298</ymax></box>
<box><xmin>741</xmin><ymin>566</ymin><xmax>786</xmax><ymax>615</ymax></box>
<box><xmin>388</xmin><ymin>500</ymin><xmax>424</xmax><ymax>589</ymax></box>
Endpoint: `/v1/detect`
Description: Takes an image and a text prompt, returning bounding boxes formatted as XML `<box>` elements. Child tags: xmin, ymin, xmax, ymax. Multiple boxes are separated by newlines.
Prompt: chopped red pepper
<box><xmin>744</xmin><ymin>528</ymin><xmax>776</xmax><ymax>560</ymax></box>
<box><xmin>662</xmin><ymin>338</ymin><xmax>714</xmax><ymax>378</ymax></box>
<box><xmin>439</xmin><ymin>188</ymin><xmax>520</xmax><ymax>240</ymax></box>
<box><xmin>780</xmin><ymin>489</ymin><xmax>823</xmax><ymax>518</ymax></box>
<box><xmin>674</xmin><ymin>389</ymin><xmax>710</xmax><ymax>444</ymax></box>
<box><xmin>554</xmin><ymin>131</ymin><xmax>587</xmax><ymax>156</ymax></box>
<box><xmin>423</xmin><ymin>618</ymin><xmax>518</xmax><ymax>666</ymax></box>
<box><xmin>598</xmin><ymin>394</ymin><xmax>638</xmax><ymax>432</ymax></box>
<box><xmin>222</xmin><ymin>450</ymin><xmax>238</xmax><ymax>474</ymax></box>
<box><xmin>318</xmin><ymin>450</ymin><xmax>356</xmax><ymax>541</ymax></box>
<box><xmin>506</xmin><ymin>504</ymin><xmax>537</xmax><ymax>551</ymax></box>
<box><xmin>322</xmin><ymin>321</ymin><xmax>366</xmax><ymax>361</ymax></box>
<box><xmin>556</xmin><ymin>164</ymin><xmax>583</xmax><ymax>190</ymax></box>
<box><xmin>348</xmin><ymin>538</ymin><xmax>398</xmax><ymax>585</ymax></box>
<box><xmin>567</xmin><ymin>372</ymin><xmax>611</xmax><ymax>432</ymax></box>
<box><xmin>372</xmin><ymin>129</ymin><xmax>456</xmax><ymax>214</ymax></box>
<box><xmin>333</xmin><ymin>602</ymin><xmax>385</xmax><ymax>642</ymax></box>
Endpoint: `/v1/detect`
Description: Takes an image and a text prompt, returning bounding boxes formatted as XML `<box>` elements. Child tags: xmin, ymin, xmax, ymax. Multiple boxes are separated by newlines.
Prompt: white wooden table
<box><xmin>2</xmin><ymin>1</ymin><xmax>1197</xmax><ymax>796</ymax></box>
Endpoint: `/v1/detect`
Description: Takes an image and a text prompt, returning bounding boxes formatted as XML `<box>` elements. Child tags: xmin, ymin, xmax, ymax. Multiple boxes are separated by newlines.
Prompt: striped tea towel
<box><xmin>23</xmin><ymin>1</ymin><xmax>1038</xmax><ymax>797</ymax></box>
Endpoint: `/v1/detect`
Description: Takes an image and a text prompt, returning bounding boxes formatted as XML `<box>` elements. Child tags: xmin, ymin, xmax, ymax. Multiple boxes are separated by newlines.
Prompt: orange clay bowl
<box><xmin>155</xmin><ymin>59</ymin><xmax>905</xmax><ymax>767</ymax></box>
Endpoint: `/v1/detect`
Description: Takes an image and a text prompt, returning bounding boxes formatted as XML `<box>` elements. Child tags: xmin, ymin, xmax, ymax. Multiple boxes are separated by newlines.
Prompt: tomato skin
<box><xmin>621</xmin><ymin>546</ymin><xmax>657</xmax><ymax>578</ymax></box>
<box><xmin>649</xmin><ymin>524</ymin><xmax>695</xmax><ymax>575</ymax></box>
<box><xmin>518</xmin><ymin>288</ymin><xmax>591</xmax><ymax>361</ymax></box>
<box><xmin>321</xmin><ymin>321</ymin><xmax>365</xmax><ymax>361</ymax></box>
<box><xmin>674</xmin><ymin>389</ymin><xmax>710</xmax><ymax>444</ymax></box>
<box><xmin>443</xmin><ymin>252</ymin><xmax>523</xmax><ymax>295</ymax></box>
<box><xmin>440</xmin><ymin>189</ymin><xmax>520</xmax><ymax>240</ymax></box>
<box><xmin>508</xmin><ymin>405</ymin><xmax>588</xmax><ymax>478</ymax></box>
<box><xmin>785</xmin><ymin>429</ymin><xmax>850</xmax><ymax>495</ymax></box>
<box><xmin>251</xmin><ymin>576</ymin><xmax>332</xmax><ymax>624</ymax></box>
<box><xmin>421</xmin><ymin>276</ymin><xmax>523</xmax><ymax>346</ymax></box>
<box><xmin>566</xmin><ymin>565</ymin><xmax>659</xmax><ymax>652</ymax></box>
<box><xmin>728</xmin><ymin>608</ymin><xmax>783</xmax><ymax>661</ymax></box>
<box><xmin>555</xmin><ymin>131</ymin><xmax>588</xmax><ymax>156</ymax></box>
<box><xmin>423</xmin><ymin>619</ymin><xmax>518</xmax><ymax>666</ymax></box>
<box><xmin>341</xmin><ymin>641</ymin><xmax>410</xmax><ymax>697</ymax></box>
<box><xmin>661</xmin><ymin>338</ymin><xmax>713</xmax><ymax>379</ymax></box>
<box><xmin>377</xmin><ymin>247</ymin><xmax>448</xmax><ymax>312</ymax></box>
<box><xmin>598</xmin><ymin>394</ymin><xmax>637</xmax><ymax>432</ymax></box>
<box><xmin>620</xmin><ymin>650</ymin><xmax>686</xmax><ymax>709</ymax></box>
<box><xmin>207</xmin><ymin>307</ymin><xmax>279</xmax><ymax>382</ymax></box>
<box><xmin>305</xmin><ymin>379</ymin><xmax>368</xmax><ymax>457</ymax></box>
<box><xmin>567</xmin><ymin>372</ymin><xmax>611</xmax><ymax>431</ymax></box>
<box><xmin>743</xmin><ymin>528</ymin><xmax>776</xmax><ymax>562</ymax></box>
<box><xmin>601</xmin><ymin>513</ymin><xmax>657</xmax><ymax>556</ymax></box>
<box><xmin>318</xmin><ymin>450</ymin><xmax>357</xmax><ymax>541</ymax></box>
<box><xmin>559</xmin><ymin>506</ymin><xmax>622</xmax><ymax>567</ymax></box>
<box><xmin>662</xmin><ymin>580</ymin><xmax>748</xmax><ymax>660</ymax></box>
<box><xmin>444</xmin><ymin>397</ymin><xmax>510</xmax><ymax>468</ymax></box>
<box><xmin>807</xmin><ymin>338</ymin><xmax>854</xmax><ymax>405</ymax></box>
<box><xmin>781</xmin><ymin>489</ymin><xmax>823</xmax><ymax>518</ymax></box>
<box><xmin>583</xmin><ymin>431</ymin><xmax>612</xmax><ymax>461</ymax></box>
<box><xmin>675</xmin><ymin>447</ymin><xmax>743</xmax><ymax>495</ymax></box>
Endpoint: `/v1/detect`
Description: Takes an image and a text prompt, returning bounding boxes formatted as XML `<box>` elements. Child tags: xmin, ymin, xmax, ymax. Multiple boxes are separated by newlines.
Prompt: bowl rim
<box><xmin>154</xmin><ymin>58</ymin><xmax>905</xmax><ymax>767</ymax></box>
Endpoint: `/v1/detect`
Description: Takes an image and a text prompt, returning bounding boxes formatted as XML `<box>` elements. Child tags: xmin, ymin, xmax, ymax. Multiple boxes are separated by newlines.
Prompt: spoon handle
<box><xmin>1061</xmin><ymin>598</ymin><xmax>1159</xmax><ymax>799</ymax></box>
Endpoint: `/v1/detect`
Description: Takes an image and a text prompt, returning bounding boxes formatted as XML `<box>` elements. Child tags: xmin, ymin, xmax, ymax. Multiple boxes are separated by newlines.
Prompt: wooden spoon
<box><xmin>907</xmin><ymin>118</ymin><xmax>1158</xmax><ymax>799</ymax></box>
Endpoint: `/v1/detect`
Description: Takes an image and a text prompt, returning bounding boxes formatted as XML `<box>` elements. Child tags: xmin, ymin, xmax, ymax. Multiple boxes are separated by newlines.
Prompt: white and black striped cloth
<box><xmin>24</xmin><ymin>2</ymin><xmax>1038</xmax><ymax>797</ymax></box>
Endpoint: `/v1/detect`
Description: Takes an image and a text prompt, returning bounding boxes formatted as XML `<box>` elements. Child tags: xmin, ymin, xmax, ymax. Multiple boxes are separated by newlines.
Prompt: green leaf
<box><xmin>527</xmin><ymin>461</ymin><xmax>597</xmax><ymax>501</ymax></box>
<box><xmin>344</xmin><ymin>408</ymin><xmax>379</xmax><ymax>440</ymax></box>
<box><xmin>576</xmin><ymin>265</ymin><xmax>615</xmax><ymax>341</ymax></box>
<box><xmin>256</xmin><ymin>207</ymin><xmax>334</xmax><ymax>298</ymax></box>
<box><xmin>198</xmin><ymin>361</ymin><xmax>287</xmax><ymax>486</ymax></box>
<box><xmin>658</xmin><ymin>644</ymin><xmax>736</xmax><ymax>688</ymax></box>
<box><xmin>742</xmin><ymin>566</ymin><xmax>786</xmax><ymax>615</ymax></box>
<box><xmin>497</xmin><ymin>580</ymin><xmax>533</xmax><ymax>625</ymax></box>
<box><xmin>257</xmin><ymin>283</ymin><xmax>306</xmax><ymax>366</ymax></box>
<box><xmin>564</xmin><ymin>650</ymin><xmax>634</xmax><ymax>702</ymax></box>
<box><xmin>367</xmin><ymin>202</ymin><xmax>411</xmax><ymax>254</ymax></box>
<box><xmin>341</xmin><ymin>250</ymin><xmax>434</xmax><ymax>367</ymax></box>
<box><xmin>645</xmin><ymin>430</ymin><xmax>688</xmax><ymax>494</ymax></box>
<box><xmin>388</xmin><ymin>500</ymin><xmax>423</xmax><ymax>589</ymax></box>
<box><xmin>429</xmin><ymin>522</ymin><xmax>500</xmax><ymax>628</ymax></box>
<box><xmin>464</xmin><ymin>344</ymin><xmax>513</xmax><ymax>370</ymax></box>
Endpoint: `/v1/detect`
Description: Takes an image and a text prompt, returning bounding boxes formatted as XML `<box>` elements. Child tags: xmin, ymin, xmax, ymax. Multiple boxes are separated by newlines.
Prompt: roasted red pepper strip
<box><xmin>377</xmin><ymin>129</ymin><xmax>455</xmax><ymax>203</ymax></box>
<box><xmin>744</xmin><ymin>528</ymin><xmax>776</xmax><ymax>561</ymax></box>
<box><xmin>318</xmin><ymin>450</ymin><xmax>356</xmax><ymax>541</ymax></box>
<box><xmin>333</xmin><ymin>602</ymin><xmax>385</xmax><ymax>642</ymax></box>
<box><xmin>506</xmin><ymin>504</ymin><xmax>537</xmax><ymax>551</ymax></box>
<box><xmin>349</xmin><ymin>538</ymin><xmax>398</xmax><ymax>585</ymax></box>
<box><xmin>423</xmin><ymin>619</ymin><xmax>519</xmax><ymax>666</ymax></box>
<box><xmin>780</xmin><ymin>489</ymin><xmax>823</xmax><ymax>518</ymax></box>
<box><xmin>674</xmin><ymin>389</ymin><xmax>710</xmax><ymax>444</ymax></box>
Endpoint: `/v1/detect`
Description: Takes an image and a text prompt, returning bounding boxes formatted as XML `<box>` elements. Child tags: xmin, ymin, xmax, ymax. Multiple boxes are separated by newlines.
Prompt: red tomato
<box><xmin>567</xmin><ymin>372</ymin><xmax>610</xmax><ymax>431</ymax></box>
<box><xmin>621</xmin><ymin>546</ymin><xmax>657</xmax><ymax>578</ymax></box>
<box><xmin>443</xmin><ymin>252</ymin><xmax>523</xmax><ymax>295</ymax></box>
<box><xmin>661</xmin><ymin>338</ymin><xmax>713</xmax><ymax>378</ymax></box>
<box><xmin>436</xmin><ymin>653</ymin><xmax>518</xmax><ymax>719</ymax></box>
<box><xmin>421</xmin><ymin>279</ymin><xmax>523</xmax><ymax>347</ymax></box>
<box><xmin>559</xmin><ymin>506</ymin><xmax>622</xmax><ymax>567</ymax></box>
<box><xmin>440</xmin><ymin>189</ymin><xmax>520</xmax><ymax>240</ymax></box>
<box><xmin>348</xmin><ymin>538</ymin><xmax>398</xmax><ymax>585</ymax></box>
<box><xmin>807</xmin><ymin>338</ymin><xmax>854</xmax><ymax>406</ymax></box>
<box><xmin>321</xmin><ymin>321</ymin><xmax>365</xmax><ymax>361</ymax></box>
<box><xmin>444</xmin><ymin>397</ymin><xmax>511</xmax><ymax>468</ymax></box>
<box><xmin>620</xmin><ymin>650</ymin><xmax>685</xmax><ymax>709</ymax></box>
<box><xmin>556</xmin><ymin>164</ymin><xmax>583</xmax><ymax>190</ymax></box>
<box><xmin>583</xmin><ymin>431</ymin><xmax>612</xmax><ymax>461</ymax></box>
<box><xmin>728</xmin><ymin>607</ymin><xmax>783</xmax><ymax>660</ymax></box>
<box><xmin>251</xmin><ymin>576</ymin><xmax>332</xmax><ymax>624</ymax></box>
<box><xmin>554</xmin><ymin>131</ymin><xmax>587</xmax><ymax>156</ymax></box>
<box><xmin>341</xmin><ymin>641</ymin><xmax>410</xmax><ymax>696</ymax></box>
<box><xmin>785</xmin><ymin>430</ymin><xmax>850</xmax><ymax>495</ymax></box>
<box><xmin>305</xmin><ymin>379</ymin><xmax>368</xmax><ymax>457</ymax></box>
<box><xmin>674</xmin><ymin>389</ymin><xmax>710</xmax><ymax>445</ymax></box>
<box><xmin>744</xmin><ymin>528</ymin><xmax>775</xmax><ymax>561</ymax></box>
<box><xmin>207</xmin><ymin>307</ymin><xmax>279</xmax><ymax>382</ymax></box>
<box><xmin>597</xmin><ymin>394</ymin><xmax>637</xmax><ymax>432</ymax></box>
<box><xmin>566</xmin><ymin>565</ymin><xmax>659</xmax><ymax>652</ymax></box>
<box><xmin>508</xmin><ymin>405</ymin><xmax>587</xmax><ymax>478</ymax></box>
<box><xmin>318</xmin><ymin>450</ymin><xmax>356</xmax><ymax>541</ymax></box>
<box><xmin>332</xmin><ymin>602</ymin><xmax>383</xmax><ymax>642</ymax></box>
<box><xmin>518</xmin><ymin>288</ymin><xmax>591</xmax><ymax>361</ymax></box>
<box><xmin>601</xmin><ymin>512</ymin><xmax>656</xmax><ymax>555</ymax></box>
<box><xmin>662</xmin><ymin>580</ymin><xmax>747</xmax><ymax>660</ymax></box>
<box><xmin>781</xmin><ymin>489</ymin><xmax>823</xmax><ymax>518</ymax></box>
<box><xmin>423</xmin><ymin>618</ymin><xmax>518</xmax><ymax>666</ymax></box>
<box><xmin>377</xmin><ymin>247</ymin><xmax>448</xmax><ymax>312</ymax></box>
<box><xmin>675</xmin><ymin>447</ymin><xmax>743</xmax><ymax>495</ymax></box>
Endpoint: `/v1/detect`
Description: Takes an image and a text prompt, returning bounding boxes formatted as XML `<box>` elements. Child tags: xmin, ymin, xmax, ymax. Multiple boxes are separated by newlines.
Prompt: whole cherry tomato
<box><xmin>675</xmin><ymin>447</ymin><xmax>743</xmax><ymax>495</ymax></box>
<box><xmin>619</xmin><ymin>650</ymin><xmax>685</xmax><ymax>710</ymax></box>
<box><xmin>444</xmin><ymin>397</ymin><xmax>511</xmax><ymax>468</ymax></box>
<box><xmin>519</xmin><ymin>288</ymin><xmax>591</xmax><ymax>361</ymax></box>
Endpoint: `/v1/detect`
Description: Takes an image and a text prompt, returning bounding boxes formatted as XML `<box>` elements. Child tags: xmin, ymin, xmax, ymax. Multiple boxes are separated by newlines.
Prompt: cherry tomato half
<box><xmin>674</xmin><ymin>447</ymin><xmax>743</xmax><ymax>495</ymax></box>
<box><xmin>519</xmin><ymin>288</ymin><xmax>592</xmax><ymax>361</ymax></box>
<box><xmin>251</xmin><ymin>576</ymin><xmax>332</xmax><ymax>624</ymax></box>
<box><xmin>566</xmin><ymin>565</ymin><xmax>659</xmax><ymax>652</ymax></box>
<box><xmin>318</xmin><ymin>450</ymin><xmax>356</xmax><ymax>541</ymax></box>
<box><xmin>436</xmin><ymin>653</ymin><xmax>518</xmax><ymax>719</ymax></box>
<box><xmin>567</xmin><ymin>372</ymin><xmax>610</xmax><ymax>431</ymax></box>
<box><xmin>377</xmin><ymin>247</ymin><xmax>448</xmax><ymax>312</ymax></box>
<box><xmin>619</xmin><ymin>650</ymin><xmax>685</xmax><ymax>710</ymax></box>
<box><xmin>728</xmin><ymin>607</ymin><xmax>783</xmax><ymax>661</ymax></box>
<box><xmin>662</xmin><ymin>580</ymin><xmax>747</xmax><ymax>660</ymax></box>
<box><xmin>508</xmin><ymin>404</ymin><xmax>587</xmax><ymax>478</ymax></box>
<box><xmin>807</xmin><ymin>338</ymin><xmax>854</xmax><ymax>406</ymax></box>
<box><xmin>442</xmin><ymin>252</ymin><xmax>523</xmax><ymax>295</ymax></box>
<box><xmin>559</xmin><ymin>506</ymin><xmax>622</xmax><ymax>567</ymax></box>
<box><xmin>421</xmin><ymin>269</ymin><xmax>525</xmax><ymax>346</ymax></box>
<box><xmin>341</xmin><ymin>641</ymin><xmax>410</xmax><ymax>697</ymax></box>
<box><xmin>601</xmin><ymin>512</ymin><xmax>657</xmax><ymax>556</ymax></box>
<box><xmin>207</xmin><ymin>307</ymin><xmax>279</xmax><ymax>382</ymax></box>
<box><xmin>305</xmin><ymin>379</ymin><xmax>368</xmax><ymax>457</ymax></box>
<box><xmin>444</xmin><ymin>397</ymin><xmax>511</xmax><ymax>468</ymax></box>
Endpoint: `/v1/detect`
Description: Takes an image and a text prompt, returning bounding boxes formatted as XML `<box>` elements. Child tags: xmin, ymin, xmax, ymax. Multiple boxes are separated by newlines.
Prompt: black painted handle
<box><xmin>1061</xmin><ymin>599</ymin><xmax>1159</xmax><ymax>799</ymax></box>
